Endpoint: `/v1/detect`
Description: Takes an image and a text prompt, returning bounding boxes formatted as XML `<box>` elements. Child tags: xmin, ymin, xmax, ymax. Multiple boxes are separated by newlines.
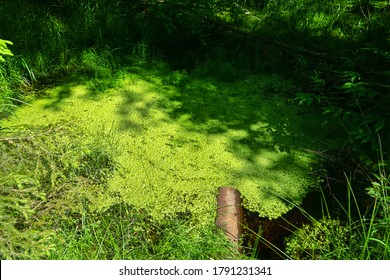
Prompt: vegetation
<box><xmin>0</xmin><ymin>40</ymin><xmax>13</xmax><ymax>62</ymax></box>
<box><xmin>1</xmin><ymin>0</ymin><xmax>389</xmax><ymax>259</ymax></box>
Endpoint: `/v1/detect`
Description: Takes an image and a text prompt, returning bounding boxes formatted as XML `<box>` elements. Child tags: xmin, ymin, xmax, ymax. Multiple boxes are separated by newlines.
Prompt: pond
<box><xmin>2</xmin><ymin>63</ymin><xmax>336</xmax><ymax>227</ymax></box>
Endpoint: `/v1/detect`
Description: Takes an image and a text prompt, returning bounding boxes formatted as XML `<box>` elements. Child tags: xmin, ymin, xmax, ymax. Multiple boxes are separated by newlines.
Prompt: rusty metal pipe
<box><xmin>215</xmin><ymin>186</ymin><xmax>244</xmax><ymax>253</ymax></box>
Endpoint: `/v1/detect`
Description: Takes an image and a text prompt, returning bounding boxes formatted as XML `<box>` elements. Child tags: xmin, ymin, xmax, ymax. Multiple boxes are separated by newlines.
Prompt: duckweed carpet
<box><xmin>3</xmin><ymin>64</ymin><xmax>334</xmax><ymax>225</ymax></box>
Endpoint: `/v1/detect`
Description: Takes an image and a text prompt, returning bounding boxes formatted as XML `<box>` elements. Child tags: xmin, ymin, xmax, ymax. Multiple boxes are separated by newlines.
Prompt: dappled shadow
<box><xmin>130</xmin><ymin>65</ymin><xmax>334</xmax><ymax>157</ymax></box>
<box><xmin>112</xmin><ymin>64</ymin><xmax>338</xmax><ymax>218</ymax></box>
<box><xmin>18</xmin><ymin>61</ymin><xmax>337</xmax><ymax>220</ymax></box>
<box><xmin>43</xmin><ymin>85</ymin><xmax>74</xmax><ymax>111</ymax></box>
<box><xmin>34</xmin><ymin>60</ymin><xmax>128</xmax><ymax>112</ymax></box>
<box><xmin>5</xmin><ymin>61</ymin><xmax>339</xmax><ymax>222</ymax></box>
<box><xmin>117</xmin><ymin>89</ymin><xmax>144</xmax><ymax>132</ymax></box>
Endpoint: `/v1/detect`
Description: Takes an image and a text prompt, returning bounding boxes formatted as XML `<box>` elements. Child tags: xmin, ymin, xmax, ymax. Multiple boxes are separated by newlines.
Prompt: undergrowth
<box><xmin>0</xmin><ymin>121</ymin><xmax>240</xmax><ymax>260</ymax></box>
<box><xmin>284</xmin><ymin>165</ymin><xmax>390</xmax><ymax>260</ymax></box>
<box><xmin>51</xmin><ymin>203</ymin><xmax>240</xmax><ymax>260</ymax></box>
<box><xmin>0</xmin><ymin>121</ymin><xmax>117</xmax><ymax>259</ymax></box>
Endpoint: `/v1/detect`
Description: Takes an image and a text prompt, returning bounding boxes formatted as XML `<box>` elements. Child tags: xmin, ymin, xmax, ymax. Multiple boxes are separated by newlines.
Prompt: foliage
<box><xmin>0</xmin><ymin>0</ymin><xmax>389</xmax><ymax>260</ymax></box>
<box><xmin>0</xmin><ymin>40</ymin><xmax>13</xmax><ymax>62</ymax></box>
<box><xmin>286</xmin><ymin>218</ymin><xmax>351</xmax><ymax>260</ymax></box>
<box><xmin>0</xmin><ymin>120</ymin><xmax>241</xmax><ymax>260</ymax></box>
<box><xmin>295</xmin><ymin>44</ymin><xmax>390</xmax><ymax>167</ymax></box>
<box><xmin>0</xmin><ymin>122</ymin><xmax>117</xmax><ymax>259</ymax></box>
<box><xmin>285</xmin><ymin>165</ymin><xmax>390</xmax><ymax>260</ymax></box>
<box><xmin>269</xmin><ymin>0</ymin><xmax>390</xmax><ymax>169</ymax></box>
<box><xmin>50</xmin><ymin>202</ymin><xmax>240</xmax><ymax>260</ymax></box>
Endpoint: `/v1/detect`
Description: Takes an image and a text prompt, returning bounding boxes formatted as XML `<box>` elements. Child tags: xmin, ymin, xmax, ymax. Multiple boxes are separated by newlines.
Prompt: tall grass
<box><xmin>0</xmin><ymin>121</ymin><xmax>116</xmax><ymax>259</ymax></box>
<box><xmin>243</xmin><ymin>138</ymin><xmax>389</xmax><ymax>260</ymax></box>
<box><xmin>284</xmin><ymin>162</ymin><xmax>389</xmax><ymax>260</ymax></box>
<box><xmin>50</xmin><ymin>203</ymin><xmax>241</xmax><ymax>260</ymax></box>
<box><xmin>0</xmin><ymin>57</ymin><xmax>28</xmax><ymax>118</ymax></box>
<box><xmin>1</xmin><ymin>0</ymin><xmax>389</xmax><ymax>260</ymax></box>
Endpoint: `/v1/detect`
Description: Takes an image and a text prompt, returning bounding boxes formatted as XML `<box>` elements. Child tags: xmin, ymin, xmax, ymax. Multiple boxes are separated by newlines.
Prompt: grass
<box><xmin>0</xmin><ymin>121</ymin><xmax>117</xmax><ymax>259</ymax></box>
<box><xmin>1</xmin><ymin>0</ymin><xmax>389</xmax><ymax>260</ymax></box>
<box><xmin>50</xmin><ymin>203</ymin><xmax>241</xmax><ymax>260</ymax></box>
<box><xmin>0</xmin><ymin>117</ymin><xmax>240</xmax><ymax>260</ymax></box>
<box><xmin>283</xmin><ymin>164</ymin><xmax>390</xmax><ymax>260</ymax></box>
<box><xmin>238</xmin><ymin>136</ymin><xmax>390</xmax><ymax>260</ymax></box>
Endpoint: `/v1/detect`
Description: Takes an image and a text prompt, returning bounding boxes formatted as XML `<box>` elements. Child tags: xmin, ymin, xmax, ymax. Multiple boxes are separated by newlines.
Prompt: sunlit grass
<box><xmin>49</xmin><ymin>203</ymin><xmax>241</xmax><ymax>260</ymax></box>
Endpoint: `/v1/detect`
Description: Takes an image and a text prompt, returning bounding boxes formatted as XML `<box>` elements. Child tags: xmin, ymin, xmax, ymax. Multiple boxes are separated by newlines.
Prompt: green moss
<box><xmin>2</xmin><ymin>64</ymin><xmax>331</xmax><ymax>224</ymax></box>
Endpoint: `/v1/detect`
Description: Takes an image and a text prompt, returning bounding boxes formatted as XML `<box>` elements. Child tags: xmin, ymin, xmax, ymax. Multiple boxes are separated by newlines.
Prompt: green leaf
<box><xmin>369</xmin><ymin>238</ymin><xmax>390</xmax><ymax>250</ymax></box>
<box><xmin>375</xmin><ymin>120</ymin><xmax>385</xmax><ymax>132</ymax></box>
<box><xmin>0</xmin><ymin>39</ymin><xmax>14</xmax><ymax>62</ymax></box>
